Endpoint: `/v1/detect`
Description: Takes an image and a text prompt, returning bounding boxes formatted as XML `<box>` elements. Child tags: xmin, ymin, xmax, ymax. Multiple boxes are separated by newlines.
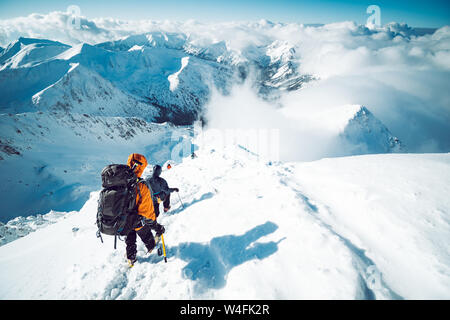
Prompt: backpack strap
<box><xmin>143</xmin><ymin>177</ymin><xmax>160</xmax><ymax>203</ymax></box>
<box><xmin>138</xmin><ymin>178</ymin><xmax>154</xmax><ymax>198</ymax></box>
<box><xmin>136</xmin><ymin>180</ymin><xmax>142</xmax><ymax>201</ymax></box>
<box><xmin>135</xmin><ymin>178</ymin><xmax>154</xmax><ymax>211</ymax></box>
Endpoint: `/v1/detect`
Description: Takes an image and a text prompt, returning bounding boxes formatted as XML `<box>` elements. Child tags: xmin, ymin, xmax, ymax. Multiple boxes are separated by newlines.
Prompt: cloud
<box><xmin>203</xmin><ymin>82</ymin><xmax>356</xmax><ymax>162</ymax></box>
<box><xmin>0</xmin><ymin>11</ymin><xmax>270</xmax><ymax>47</ymax></box>
<box><xmin>201</xmin><ymin>21</ymin><xmax>450</xmax><ymax>158</ymax></box>
<box><xmin>277</xmin><ymin>24</ymin><xmax>450</xmax><ymax>152</ymax></box>
<box><xmin>0</xmin><ymin>12</ymin><xmax>111</xmax><ymax>47</ymax></box>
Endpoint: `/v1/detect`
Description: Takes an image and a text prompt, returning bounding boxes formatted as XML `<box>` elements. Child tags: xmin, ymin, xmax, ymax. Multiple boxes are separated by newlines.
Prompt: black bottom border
<box><xmin>1</xmin><ymin>299</ymin><xmax>445</xmax><ymax>318</ymax></box>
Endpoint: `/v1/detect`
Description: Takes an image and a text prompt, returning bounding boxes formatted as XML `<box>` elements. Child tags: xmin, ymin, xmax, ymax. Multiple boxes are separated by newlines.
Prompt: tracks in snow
<box><xmin>275</xmin><ymin>165</ymin><xmax>403</xmax><ymax>300</ymax></box>
<box><xmin>79</xmin><ymin>151</ymin><xmax>404</xmax><ymax>300</ymax></box>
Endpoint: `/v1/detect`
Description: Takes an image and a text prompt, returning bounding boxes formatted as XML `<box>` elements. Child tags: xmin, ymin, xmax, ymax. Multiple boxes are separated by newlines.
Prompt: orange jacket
<box><xmin>127</xmin><ymin>153</ymin><xmax>156</xmax><ymax>222</ymax></box>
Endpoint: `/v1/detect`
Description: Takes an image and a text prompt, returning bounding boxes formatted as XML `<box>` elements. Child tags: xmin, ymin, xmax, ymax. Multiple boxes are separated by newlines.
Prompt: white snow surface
<box><xmin>0</xmin><ymin>143</ymin><xmax>449</xmax><ymax>300</ymax></box>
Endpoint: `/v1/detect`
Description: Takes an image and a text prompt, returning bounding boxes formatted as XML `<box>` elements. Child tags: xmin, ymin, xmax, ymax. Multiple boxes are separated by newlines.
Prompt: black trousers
<box><xmin>154</xmin><ymin>193</ymin><xmax>170</xmax><ymax>218</ymax></box>
<box><xmin>125</xmin><ymin>223</ymin><xmax>156</xmax><ymax>260</ymax></box>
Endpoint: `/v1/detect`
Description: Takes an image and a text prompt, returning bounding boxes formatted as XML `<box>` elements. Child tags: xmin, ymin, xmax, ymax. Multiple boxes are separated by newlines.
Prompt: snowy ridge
<box><xmin>97</xmin><ymin>32</ymin><xmax>187</xmax><ymax>52</ymax></box>
<box><xmin>139</xmin><ymin>31</ymin><xmax>308</xmax><ymax>93</ymax></box>
<box><xmin>0</xmin><ymin>37</ymin><xmax>235</xmax><ymax>123</ymax></box>
<box><xmin>0</xmin><ymin>37</ymin><xmax>70</xmax><ymax>70</ymax></box>
<box><xmin>0</xmin><ymin>32</ymin><xmax>314</xmax><ymax>112</ymax></box>
<box><xmin>31</xmin><ymin>62</ymin><xmax>159</xmax><ymax>121</ymax></box>
<box><xmin>0</xmin><ymin>144</ymin><xmax>448</xmax><ymax>299</ymax></box>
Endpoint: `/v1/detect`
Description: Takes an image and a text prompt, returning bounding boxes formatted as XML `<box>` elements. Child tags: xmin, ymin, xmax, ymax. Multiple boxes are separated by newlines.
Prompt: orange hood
<box><xmin>127</xmin><ymin>153</ymin><xmax>148</xmax><ymax>178</ymax></box>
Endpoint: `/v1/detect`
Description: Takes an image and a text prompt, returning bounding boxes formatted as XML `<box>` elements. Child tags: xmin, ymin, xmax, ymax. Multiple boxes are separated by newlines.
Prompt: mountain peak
<box><xmin>15</xmin><ymin>37</ymin><xmax>68</xmax><ymax>47</ymax></box>
<box><xmin>342</xmin><ymin>105</ymin><xmax>405</xmax><ymax>154</ymax></box>
<box><xmin>0</xmin><ymin>37</ymin><xmax>70</xmax><ymax>67</ymax></box>
<box><xmin>96</xmin><ymin>31</ymin><xmax>187</xmax><ymax>52</ymax></box>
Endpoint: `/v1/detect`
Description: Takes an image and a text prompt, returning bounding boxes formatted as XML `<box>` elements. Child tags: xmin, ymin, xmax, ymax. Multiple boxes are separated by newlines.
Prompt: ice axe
<box><xmin>157</xmin><ymin>234</ymin><xmax>168</xmax><ymax>263</ymax></box>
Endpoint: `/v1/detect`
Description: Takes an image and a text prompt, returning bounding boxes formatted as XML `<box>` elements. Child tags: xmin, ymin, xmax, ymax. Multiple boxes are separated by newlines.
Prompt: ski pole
<box><xmin>161</xmin><ymin>234</ymin><xmax>167</xmax><ymax>263</ymax></box>
<box><xmin>177</xmin><ymin>191</ymin><xmax>185</xmax><ymax>210</ymax></box>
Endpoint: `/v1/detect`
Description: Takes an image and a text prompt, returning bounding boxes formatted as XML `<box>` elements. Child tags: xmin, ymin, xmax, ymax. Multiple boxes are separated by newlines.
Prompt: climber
<box><xmin>147</xmin><ymin>164</ymin><xmax>179</xmax><ymax>217</ymax></box>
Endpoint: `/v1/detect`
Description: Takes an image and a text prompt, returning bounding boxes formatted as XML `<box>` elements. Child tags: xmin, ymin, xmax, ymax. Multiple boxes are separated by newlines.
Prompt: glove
<box><xmin>144</xmin><ymin>219</ymin><xmax>165</xmax><ymax>236</ymax></box>
<box><xmin>155</xmin><ymin>223</ymin><xmax>165</xmax><ymax>236</ymax></box>
<box><xmin>170</xmin><ymin>188</ymin><xmax>179</xmax><ymax>193</ymax></box>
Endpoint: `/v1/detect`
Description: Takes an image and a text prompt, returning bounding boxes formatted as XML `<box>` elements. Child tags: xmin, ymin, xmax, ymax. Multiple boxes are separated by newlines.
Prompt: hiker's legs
<box><xmin>137</xmin><ymin>224</ymin><xmax>156</xmax><ymax>253</ymax></box>
<box><xmin>154</xmin><ymin>200</ymin><xmax>161</xmax><ymax>218</ymax></box>
<box><xmin>163</xmin><ymin>193</ymin><xmax>171</xmax><ymax>210</ymax></box>
<box><xmin>125</xmin><ymin>230</ymin><xmax>137</xmax><ymax>260</ymax></box>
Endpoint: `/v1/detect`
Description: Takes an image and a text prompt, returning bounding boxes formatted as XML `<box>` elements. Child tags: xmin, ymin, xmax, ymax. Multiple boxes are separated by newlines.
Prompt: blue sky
<box><xmin>0</xmin><ymin>0</ymin><xmax>449</xmax><ymax>27</ymax></box>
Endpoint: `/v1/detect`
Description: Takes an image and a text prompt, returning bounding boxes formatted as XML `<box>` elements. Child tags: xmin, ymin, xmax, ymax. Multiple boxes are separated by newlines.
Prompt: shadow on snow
<box><xmin>169</xmin><ymin>221</ymin><xmax>284</xmax><ymax>292</ymax></box>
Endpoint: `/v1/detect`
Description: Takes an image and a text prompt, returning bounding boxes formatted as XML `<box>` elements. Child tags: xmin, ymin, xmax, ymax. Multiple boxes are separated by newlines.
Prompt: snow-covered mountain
<box><xmin>326</xmin><ymin>105</ymin><xmax>404</xmax><ymax>155</ymax></box>
<box><xmin>0</xmin><ymin>37</ymin><xmax>71</xmax><ymax>68</ymax></box>
<box><xmin>0</xmin><ymin>37</ymin><xmax>236</xmax><ymax>123</ymax></box>
<box><xmin>31</xmin><ymin>62</ymin><xmax>160</xmax><ymax>120</ymax></box>
<box><xmin>0</xmin><ymin>143</ymin><xmax>448</xmax><ymax>299</ymax></box>
<box><xmin>0</xmin><ymin>110</ymin><xmax>191</xmax><ymax>221</ymax></box>
<box><xmin>0</xmin><ymin>35</ymin><xmax>312</xmax><ymax>122</ymax></box>
<box><xmin>0</xmin><ymin>34</ymin><xmax>405</xmax><ymax>220</ymax></box>
<box><xmin>340</xmin><ymin>106</ymin><xmax>403</xmax><ymax>154</ymax></box>
<box><xmin>0</xmin><ymin>34</ymin><xmax>315</xmax><ymax>220</ymax></box>
<box><xmin>95</xmin><ymin>31</ymin><xmax>314</xmax><ymax>96</ymax></box>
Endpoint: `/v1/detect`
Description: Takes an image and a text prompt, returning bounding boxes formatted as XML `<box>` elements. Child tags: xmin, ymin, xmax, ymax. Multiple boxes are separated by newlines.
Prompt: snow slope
<box><xmin>285</xmin><ymin>153</ymin><xmax>450</xmax><ymax>299</ymax></box>
<box><xmin>31</xmin><ymin>63</ymin><xmax>159</xmax><ymax>121</ymax></box>
<box><xmin>0</xmin><ymin>37</ymin><xmax>70</xmax><ymax>69</ymax></box>
<box><xmin>0</xmin><ymin>111</ymin><xmax>191</xmax><ymax>222</ymax></box>
<box><xmin>0</xmin><ymin>143</ymin><xmax>448</xmax><ymax>299</ymax></box>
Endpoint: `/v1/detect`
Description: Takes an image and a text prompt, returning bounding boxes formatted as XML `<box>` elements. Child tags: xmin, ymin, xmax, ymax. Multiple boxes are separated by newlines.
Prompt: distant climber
<box><xmin>147</xmin><ymin>164</ymin><xmax>179</xmax><ymax>217</ymax></box>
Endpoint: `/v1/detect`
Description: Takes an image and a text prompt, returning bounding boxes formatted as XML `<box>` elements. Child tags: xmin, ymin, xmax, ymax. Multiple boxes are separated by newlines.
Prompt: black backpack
<box><xmin>96</xmin><ymin>164</ymin><xmax>141</xmax><ymax>248</ymax></box>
